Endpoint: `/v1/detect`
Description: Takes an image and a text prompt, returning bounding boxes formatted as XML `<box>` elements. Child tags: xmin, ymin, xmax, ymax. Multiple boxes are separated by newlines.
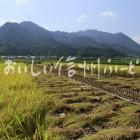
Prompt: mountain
<box><xmin>0</xmin><ymin>22</ymin><xmax>74</xmax><ymax>56</ymax></box>
<box><xmin>0</xmin><ymin>21</ymin><xmax>139</xmax><ymax>57</ymax></box>
<box><xmin>76</xmin><ymin>30</ymin><xmax>140</xmax><ymax>55</ymax></box>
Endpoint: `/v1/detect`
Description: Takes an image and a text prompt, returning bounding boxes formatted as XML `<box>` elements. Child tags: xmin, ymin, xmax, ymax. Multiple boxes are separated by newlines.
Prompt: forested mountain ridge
<box><xmin>0</xmin><ymin>21</ymin><xmax>139</xmax><ymax>57</ymax></box>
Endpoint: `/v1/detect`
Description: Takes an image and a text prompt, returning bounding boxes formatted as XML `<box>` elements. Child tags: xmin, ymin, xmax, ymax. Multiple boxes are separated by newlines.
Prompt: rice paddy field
<box><xmin>0</xmin><ymin>60</ymin><xmax>140</xmax><ymax>140</ymax></box>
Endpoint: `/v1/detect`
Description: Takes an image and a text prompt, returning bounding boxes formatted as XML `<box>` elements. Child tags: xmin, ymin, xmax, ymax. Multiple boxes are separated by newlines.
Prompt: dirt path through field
<box><xmin>34</xmin><ymin>71</ymin><xmax>140</xmax><ymax>140</ymax></box>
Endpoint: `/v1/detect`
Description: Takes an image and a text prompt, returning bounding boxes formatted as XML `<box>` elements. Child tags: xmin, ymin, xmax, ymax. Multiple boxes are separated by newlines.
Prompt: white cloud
<box><xmin>100</xmin><ymin>11</ymin><xmax>117</xmax><ymax>18</ymax></box>
<box><xmin>132</xmin><ymin>36</ymin><xmax>140</xmax><ymax>44</ymax></box>
<box><xmin>16</xmin><ymin>0</ymin><xmax>28</xmax><ymax>6</ymax></box>
<box><xmin>77</xmin><ymin>14</ymin><xmax>88</xmax><ymax>22</ymax></box>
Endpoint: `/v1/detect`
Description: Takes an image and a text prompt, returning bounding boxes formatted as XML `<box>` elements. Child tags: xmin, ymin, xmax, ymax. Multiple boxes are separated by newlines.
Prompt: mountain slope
<box><xmin>76</xmin><ymin>30</ymin><xmax>140</xmax><ymax>55</ymax></box>
<box><xmin>0</xmin><ymin>21</ymin><xmax>139</xmax><ymax>57</ymax></box>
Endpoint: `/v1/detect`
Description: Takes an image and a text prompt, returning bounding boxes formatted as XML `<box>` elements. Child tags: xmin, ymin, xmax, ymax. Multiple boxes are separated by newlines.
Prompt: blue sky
<box><xmin>0</xmin><ymin>0</ymin><xmax>140</xmax><ymax>43</ymax></box>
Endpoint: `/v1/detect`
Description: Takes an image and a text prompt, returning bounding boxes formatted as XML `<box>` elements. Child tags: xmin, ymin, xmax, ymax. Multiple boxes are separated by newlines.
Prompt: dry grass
<box><xmin>0</xmin><ymin>63</ymin><xmax>140</xmax><ymax>140</ymax></box>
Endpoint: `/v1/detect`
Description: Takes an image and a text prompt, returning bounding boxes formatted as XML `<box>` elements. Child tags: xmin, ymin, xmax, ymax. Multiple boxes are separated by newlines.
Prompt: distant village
<box><xmin>0</xmin><ymin>56</ymin><xmax>58</xmax><ymax>60</ymax></box>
